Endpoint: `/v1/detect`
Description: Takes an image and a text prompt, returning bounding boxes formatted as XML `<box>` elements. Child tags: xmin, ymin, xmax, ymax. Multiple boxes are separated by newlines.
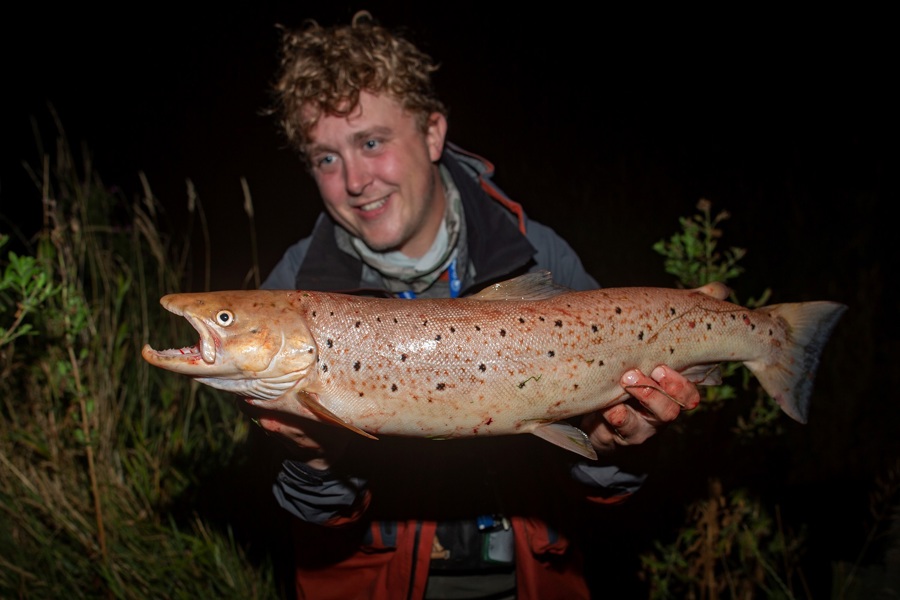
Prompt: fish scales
<box><xmin>304</xmin><ymin>289</ymin><xmax>729</xmax><ymax>435</ymax></box>
<box><xmin>141</xmin><ymin>272</ymin><xmax>847</xmax><ymax>459</ymax></box>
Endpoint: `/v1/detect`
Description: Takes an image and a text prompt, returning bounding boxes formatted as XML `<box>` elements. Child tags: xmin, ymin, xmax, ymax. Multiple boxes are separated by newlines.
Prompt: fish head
<box><xmin>141</xmin><ymin>290</ymin><xmax>318</xmax><ymax>401</ymax></box>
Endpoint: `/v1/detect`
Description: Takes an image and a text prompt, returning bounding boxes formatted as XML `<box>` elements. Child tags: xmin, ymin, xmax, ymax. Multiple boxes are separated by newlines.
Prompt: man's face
<box><xmin>305</xmin><ymin>92</ymin><xmax>448</xmax><ymax>258</ymax></box>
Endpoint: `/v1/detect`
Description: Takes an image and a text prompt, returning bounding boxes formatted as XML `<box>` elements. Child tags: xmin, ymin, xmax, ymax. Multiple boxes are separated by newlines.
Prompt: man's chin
<box><xmin>358</xmin><ymin>234</ymin><xmax>406</xmax><ymax>255</ymax></box>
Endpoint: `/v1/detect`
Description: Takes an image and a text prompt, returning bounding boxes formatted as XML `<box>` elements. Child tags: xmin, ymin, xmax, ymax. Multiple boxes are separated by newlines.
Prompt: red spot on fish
<box><xmin>486</xmin><ymin>417</ymin><xmax>493</xmax><ymax>425</ymax></box>
<box><xmin>689</xmin><ymin>321</ymin><xmax>696</xmax><ymax>328</ymax></box>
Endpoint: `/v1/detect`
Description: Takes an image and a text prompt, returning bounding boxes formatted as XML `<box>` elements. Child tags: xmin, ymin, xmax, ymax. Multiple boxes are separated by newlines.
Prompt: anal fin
<box><xmin>532</xmin><ymin>422</ymin><xmax>597</xmax><ymax>460</ymax></box>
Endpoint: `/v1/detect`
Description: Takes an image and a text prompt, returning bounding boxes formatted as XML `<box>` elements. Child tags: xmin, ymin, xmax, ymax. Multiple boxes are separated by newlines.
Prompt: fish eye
<box><xmin>215</xmin><ymin>310</ymin><xmax>235</xmax><ymax>327</ymax></box>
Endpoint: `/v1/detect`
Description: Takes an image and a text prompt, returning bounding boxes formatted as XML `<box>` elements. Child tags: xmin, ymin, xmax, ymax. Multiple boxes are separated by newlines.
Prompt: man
<box><xmin>252</xmin><ymin>11</ymin><xmax>699</xmax><ymax>599</ymax></box>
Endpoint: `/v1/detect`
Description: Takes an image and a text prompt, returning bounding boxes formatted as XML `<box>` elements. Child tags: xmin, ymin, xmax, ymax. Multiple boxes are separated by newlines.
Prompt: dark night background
<box><xmin>2</xmin><ymin>3</ymin><xmax>896</xmax><ymax>595</ymax></box>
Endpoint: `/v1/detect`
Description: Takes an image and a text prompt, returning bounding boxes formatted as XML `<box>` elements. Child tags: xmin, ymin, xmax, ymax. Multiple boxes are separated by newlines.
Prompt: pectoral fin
<box><xmin>298</xmin><ymin>391</ymin><xmax>378</xmax><ymax>440</ymax></box>
<box><xmin>532</xmin><ymin>422</ymin><xmax>598</xmax><ymax>460</ymax></box>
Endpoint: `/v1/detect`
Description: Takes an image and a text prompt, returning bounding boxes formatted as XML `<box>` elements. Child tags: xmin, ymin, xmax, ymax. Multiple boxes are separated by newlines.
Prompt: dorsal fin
<box><xmin>472</xmin><ymin>271</ymin><xmax>571</xmax><ymax>301</ymax></box>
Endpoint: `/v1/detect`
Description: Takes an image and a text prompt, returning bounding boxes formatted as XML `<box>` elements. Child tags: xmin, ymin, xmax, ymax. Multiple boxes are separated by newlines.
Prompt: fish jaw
<box><xmin>141</xmin><ymin>305</ymin><xmax>224</xmax><ymax>375</ymax></box>
<box><xmin>141</xmin><ymin>291</ymin><xmax>319</xmax><ymax>400</ymax></box>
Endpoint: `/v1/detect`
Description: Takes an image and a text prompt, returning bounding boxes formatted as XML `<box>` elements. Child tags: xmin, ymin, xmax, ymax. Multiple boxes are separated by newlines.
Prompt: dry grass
<box><xmin>0</xmin><ymin>124</ymin><xmax>276</xmax><ymax>598</ymax></box>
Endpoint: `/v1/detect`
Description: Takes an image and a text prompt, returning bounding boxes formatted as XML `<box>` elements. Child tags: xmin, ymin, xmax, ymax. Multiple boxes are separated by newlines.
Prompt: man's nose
<box><xmin>344</xmin><ymin>156</ymin><xmax>372</xmax><ymax>195</ymax></box>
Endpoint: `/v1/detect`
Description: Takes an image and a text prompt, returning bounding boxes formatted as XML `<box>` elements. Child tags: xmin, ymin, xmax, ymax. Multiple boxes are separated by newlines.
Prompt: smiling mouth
<box><xmin>358</xmin><ymin>197</ymin><xmax>388</xmax><ymax>212</ymax></box>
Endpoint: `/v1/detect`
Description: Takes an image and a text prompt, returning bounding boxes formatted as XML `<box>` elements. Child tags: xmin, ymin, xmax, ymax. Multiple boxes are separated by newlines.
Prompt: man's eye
<box><xmin>314</xmin><ymin>154</ymin><xmax>337</xmax><ymax>171</ymax></box>
<box><xmin>364</xmin><ymin>139</ymin><xmax>380</xmax><ymax>150</ymax></box>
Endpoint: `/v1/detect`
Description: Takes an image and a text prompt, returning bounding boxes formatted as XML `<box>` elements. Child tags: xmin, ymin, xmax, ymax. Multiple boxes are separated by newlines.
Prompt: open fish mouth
<box><xmin>141</xmin><ymin>304</ymin><xmax>220</xmax><ymax>372</ymax></box>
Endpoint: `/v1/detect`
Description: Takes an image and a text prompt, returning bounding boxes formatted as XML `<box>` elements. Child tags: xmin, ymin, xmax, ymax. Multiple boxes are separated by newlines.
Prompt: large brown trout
<box><xmin>142</xmin><ymin>272</ymin><xmax>846</xmax><ymax>459</ymax></box>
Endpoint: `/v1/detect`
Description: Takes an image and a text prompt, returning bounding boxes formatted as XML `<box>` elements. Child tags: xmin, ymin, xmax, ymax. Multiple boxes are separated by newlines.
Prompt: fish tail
<box><xmin>744</xmin><ymin>301</ymin><xmax>847</xmax><ymax>423</ymax></box>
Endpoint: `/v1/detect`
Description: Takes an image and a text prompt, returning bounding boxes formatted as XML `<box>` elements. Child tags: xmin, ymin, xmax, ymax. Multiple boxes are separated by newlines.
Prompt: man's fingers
<box><xmin>621</xmin><ymin>366</ymin><xmax>699</xmax><ymax>423</ymax></box>
<box><xmin>651</xmin><ymin>365</ymin><xmax>701</xmax><ymax>412</ymax></box>
<box><xmin>597</xmin><ymin>402</ymin><xmax>655</xmax><ymax>446</ymax></box>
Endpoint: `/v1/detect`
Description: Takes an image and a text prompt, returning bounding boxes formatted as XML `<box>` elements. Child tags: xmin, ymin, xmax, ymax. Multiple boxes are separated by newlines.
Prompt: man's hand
<box><xmin>242</xmin><ymin>402</ymin><xmax>350</xmax><ymax>470</ymax></box>
<box><xmin>580</xmin><ymin>365</ymin><xmax>701</xmax><ymax>455</ymax></box>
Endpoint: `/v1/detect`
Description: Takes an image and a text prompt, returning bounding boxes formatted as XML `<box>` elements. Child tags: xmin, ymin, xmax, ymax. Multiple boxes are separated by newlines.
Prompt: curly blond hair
<box><xmin>269</xmin><ymin>11</ymin><xmax>447</xmax><ymax>155</ymax></box>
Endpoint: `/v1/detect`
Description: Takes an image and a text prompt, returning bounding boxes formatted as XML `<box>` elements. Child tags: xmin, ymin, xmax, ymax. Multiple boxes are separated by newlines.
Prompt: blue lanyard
<box><xmin>397</xmin><ymin>257</ymin><xmax>461</xmax><ymax>299</ymax></box>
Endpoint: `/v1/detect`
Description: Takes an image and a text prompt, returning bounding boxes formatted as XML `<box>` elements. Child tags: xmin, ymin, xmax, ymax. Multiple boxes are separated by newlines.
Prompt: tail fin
<box><xmin>744</xmin><ymin>301</ymin><xmax>847</xmax><ymax>423</ymax></box>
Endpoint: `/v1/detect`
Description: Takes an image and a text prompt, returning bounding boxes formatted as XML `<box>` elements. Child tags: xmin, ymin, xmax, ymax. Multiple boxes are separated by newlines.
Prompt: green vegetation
<box><xmin>0</xmin><ymin>133</ymin><xmax>276</xmax><ymax>598</ymax></box>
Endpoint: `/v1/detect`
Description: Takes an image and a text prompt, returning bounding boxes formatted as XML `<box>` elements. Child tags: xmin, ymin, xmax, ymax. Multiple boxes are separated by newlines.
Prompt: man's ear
<box><xmin>425</xmin><ymin>112</ymin><xmax>448</xmax><ymax>162</ymax></box>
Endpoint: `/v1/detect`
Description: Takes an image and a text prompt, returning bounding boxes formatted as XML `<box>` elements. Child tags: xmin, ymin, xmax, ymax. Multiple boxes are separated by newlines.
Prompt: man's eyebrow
<box><xmin>350</xmin><ymin>126</ymin><xmax>393</xmax><ymax>144</ymax></box>
<box><xmin>306</xmin><ymin>126</ymin><xmax>394</xmax><ymax>157</ymax></box>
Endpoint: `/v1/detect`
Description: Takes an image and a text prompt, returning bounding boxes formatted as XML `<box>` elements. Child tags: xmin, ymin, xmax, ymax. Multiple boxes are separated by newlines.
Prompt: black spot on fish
<box><xmin>312</xmin><ymin>311</ymin><xmax>317</xmax><ymax>317</ymax></box>
<box><xmin>435</xmin><ymin>334</ymin><xmax>441</xmax><ymax>341</ymax></box>
<box><xmin>359</xmin><ymin>392</ymin><xmax>364</xmax><ymax>397</ymax></box>
<box><xmin>436</xmin><ymin>383</ymin><xmax>446</xmax><ymax>391</ymax></box>
<box><xmin>539</xmin><ymin>316</ymin><xmax>545</xmax><ymax>322</ymax></box>
<box><xmin>307</xmin><ymin>348</ymin><xmax>313</xmax><ymax>354</ymax></box>
<box><xmin>500</xmin><ymin>329</ymin><xmax>506</xmax><ymax>337</ymax></box>
<box><xmin>330</xmin><ymin>311</ymin><xmax>334</xmax><ymax>316</ymax></box>
<box><xmin>391</xmin><ymin>384</ymin><xmax>398</xmax><ymax>392</ymax></box>
<box><xmin>401</xmin><ymin>354</ymin><xmax>408</xmax><ymax>362</ymax></box>
<box><xmin>669</xmin><ymin>347</ymin><xmax>675</xmax><ymax>354</ymax></box>
<box><xmin>326</xmin><ymin>339</ymin><xmax>333</xmax><ymax>348</ymax></box>
<box><xmin>591</xmin><ymin>325</ymin><xmax>598</xmax><ymax>333</ymax></box>
<box><xmin>768</xmin><ymin>329</ymin><xmax>774</xmax><ymax>336</ymax></box>
<box><xmin>573</xmin><ymin>384</ymin><xmax>579</xmax><ymax>390</ymax></box>
<box><xmin>598</xmin><ymin>360</ymin><xmax>605</xmax><ymax>367</ymax></box>
<box><xmin>548</xmin><ymin>350</ymin><xmax>555</xmax><ymax>357</ymax></box>
<box><xmin>355</xmin><ymin>321</ymin><xmax>361</xmax><ymax>328</ymax></box>
<box><xmin>450</xmin><ymin>326</ymin><xmax>455</xmax><ymax>333</ymax></box>
<box><xmin>376</xmin><ymin>316</ymin><xmax>381</xmax><ymax>322</ymax></box>
<box><xmin>638</xmin><ymin>331</ymin><xmax>644</xmax><ymax>340</ymax></box>
<box><xmin>615</xmin><ymin>307</ymin><xmax>622</xmax><ymax>314</ymax></box>
<box><xmin>518</xmin><ymin>317</ymin><xmax>525</xmax><ymax>323</ymax></box>
<box><xmin>393</xmin><ymin>318</ymin><xmax>398</xmax><ymax>323</ymax></box>
<box><xmin>670</xmin><ymin>307</ymin><xmax>676</xmax><ymax>315</ymax></box>
<box><xmin>479</xmin><ymin>363</ymin><xmax>486</xmax><ymax>372</ymax></box>
<box><xmin>422</xmin><ymin>320</ymin><xmax>428</xmax><ymax>327</ymax></box>
<box><xmin>353</xmin><ymin>361</ymin><xmax>361</xmax><ymax>371</ymax></box>
<box><xmin>751</xmin><ymin>324</ymin><xmax>756</xmax><ymax>330</ymax></box>
<box><xmin>707</xmin><ymin>323</ymin><xmax>712</xmax><ymax>330</ymax></box>
<box><xmin>554</xmin><ymin>320</ymin><xmax>563</xmax><ymax>327</ymax></box>
<box><xmin>322</xmin><ymin>364</ymin><xmax>328</xmax><ymax>372</ymax></box>
<box><xmin>475</xmin><ymin>325</ymin><xmax>481</xmax><ymax>331</ymax></box>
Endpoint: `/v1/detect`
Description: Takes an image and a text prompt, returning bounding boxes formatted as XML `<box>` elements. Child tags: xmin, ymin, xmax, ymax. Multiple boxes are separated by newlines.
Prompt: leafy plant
<box><xmin>652</xmin><ymin>198</ymin><xmax>748</xmax><ymax>291</ymax></box>
<box><xmin>0</xmin><ymin>123</ymin><xmax>276</xmax><ymax>598</ymax></box>
<box><xmin>640</xmin><ymin>479</ymin><xmax>806</xmax><ymax>599</ymax></box>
